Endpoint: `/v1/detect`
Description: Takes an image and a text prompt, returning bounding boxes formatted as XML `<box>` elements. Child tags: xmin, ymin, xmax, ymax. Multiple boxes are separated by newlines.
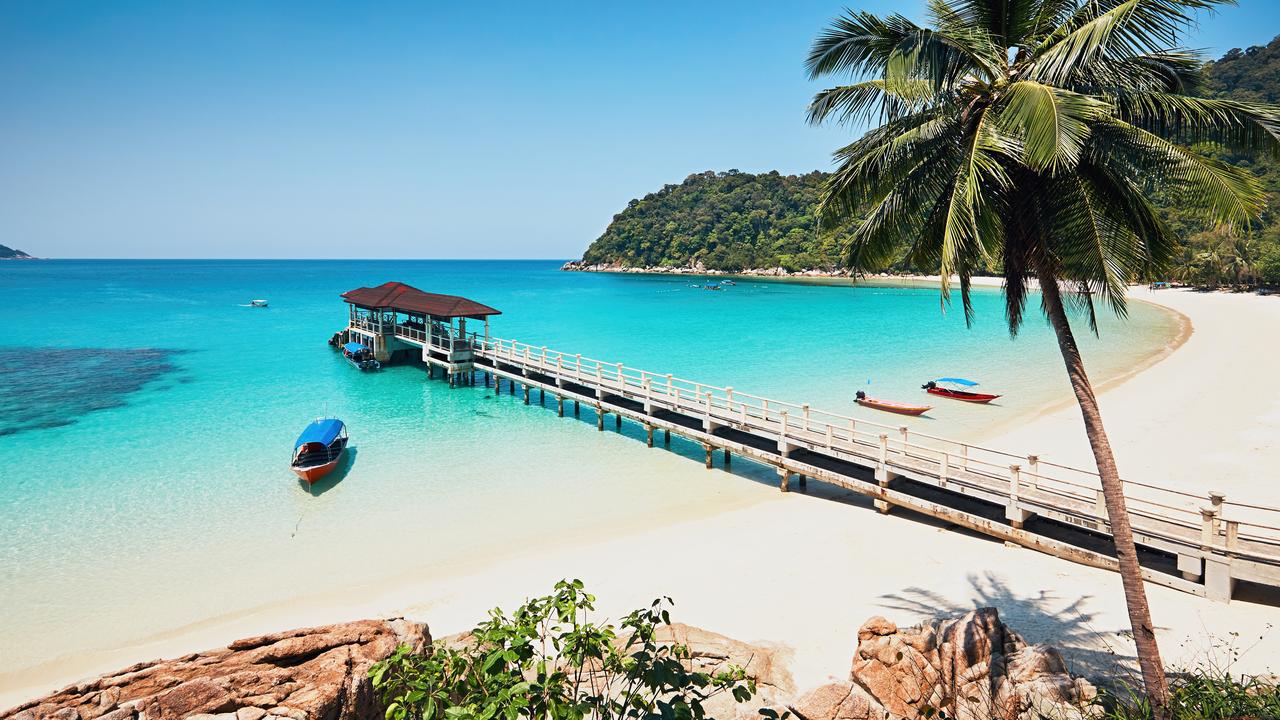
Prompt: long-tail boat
<box><xmin>291</xmin><ymin>418</ymin><xmax>348</xmax><ymax>484</ymax></box>
<box><xmin>855</xmin><ymin>390</ymin><xmax>931</xmax><ymax>416</ymax></box>
<box><xmin>922</xmin><ymin>378</ymin><xmax>1001</xmax><ymax>404</ymax></box>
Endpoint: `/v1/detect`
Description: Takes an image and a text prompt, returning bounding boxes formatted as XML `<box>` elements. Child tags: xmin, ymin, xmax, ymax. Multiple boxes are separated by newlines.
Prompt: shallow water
<box><xmin>0</xmin><ymin>260</ymin><xmax>1181</xmax><ymax>677</ymax></box>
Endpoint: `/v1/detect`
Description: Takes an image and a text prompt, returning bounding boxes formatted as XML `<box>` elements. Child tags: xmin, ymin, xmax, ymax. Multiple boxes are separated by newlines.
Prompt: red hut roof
<box><xmin>341</xmin><ymin>282</ymin><xmax>501</xmax><ymax>319</ymax></box>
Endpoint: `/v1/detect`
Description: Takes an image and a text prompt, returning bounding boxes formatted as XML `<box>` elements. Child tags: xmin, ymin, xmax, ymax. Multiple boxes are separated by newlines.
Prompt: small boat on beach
<box><xmin>922</xmin><ymin>378</ymin><xmax>1001</xmax><ymax>404</ymax></box>
<box><xmin>855</xmin><ymin>390</ymin><xmax>931</xmax><ymax>416</ymax></box>
<box><xmin>290</xmin><ymin>418</ymin><xmax>348</xmax><ymax>484</ymax></box>
<box><xmin>342</xmin><ymin>342</ymin><xmax>381</xmax><ymax>371</ymax></box>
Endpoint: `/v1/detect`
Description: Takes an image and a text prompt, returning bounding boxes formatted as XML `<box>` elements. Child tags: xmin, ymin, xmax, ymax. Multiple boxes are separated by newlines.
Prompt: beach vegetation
<box><xmin>370</xmin><ymin>580</ymin><xmax>760</xmax><ymax>720</ymax></box>
<box><xmin>1101</xmin><ymin>672</ymin><xmax>1280</xmax><ymax>720</ymax></box>
<box><xmin>804</xmin><ymin>0</ymin><xmax>1280</xmax><ymax>716</ymax></box>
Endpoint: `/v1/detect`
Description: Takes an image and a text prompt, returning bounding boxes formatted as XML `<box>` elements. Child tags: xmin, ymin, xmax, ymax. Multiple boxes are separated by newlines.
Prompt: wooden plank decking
<box><xmin>376</xmin><ymin>325</ymin><xmax>1280</xmax><ymax>602</ymax></box>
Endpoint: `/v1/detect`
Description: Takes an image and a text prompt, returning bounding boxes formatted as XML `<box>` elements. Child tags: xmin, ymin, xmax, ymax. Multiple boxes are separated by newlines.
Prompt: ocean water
<box><xmin>0</xmin><ymin>260</ymin><xmax>1181</xmax><ymax>679</ymax></box>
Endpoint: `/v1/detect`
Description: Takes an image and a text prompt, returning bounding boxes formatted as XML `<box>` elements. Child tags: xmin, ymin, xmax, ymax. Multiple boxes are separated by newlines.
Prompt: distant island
<box><xmin>0</xmin><ymin>244</ymin><xmax>35</xmax><ymax>260</ymax></box>
<box><xmin>569</xmin><ymin>36</ymin><xmax>1280</xmax><ymax>286</ymax></box>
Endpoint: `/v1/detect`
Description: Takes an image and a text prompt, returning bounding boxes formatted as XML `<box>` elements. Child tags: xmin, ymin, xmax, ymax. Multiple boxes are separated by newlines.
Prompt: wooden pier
<box><xmin>338</xmin><ymin>282</ymin><xmax>1280</xmax><ymax>602</ymax></box>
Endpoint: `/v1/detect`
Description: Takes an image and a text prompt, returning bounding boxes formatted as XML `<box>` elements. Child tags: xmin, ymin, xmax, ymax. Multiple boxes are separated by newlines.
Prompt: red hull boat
<box><xmin>291</xmin><ymin>418</ymin><xmax>348</xmax><ymax>485</ymax></box>
<box><xmin>855</xmin><ymin>391</ymin><xmax>931</xmax><ymax>416</ymax></box>
<box><xmin>922</xmin><ymin>380</ymin><xmax>1001</xmax><ymax>404</ymax></box>
<box><xmin>925</xmin><ymin>386</ymin><xmax>1001</xmax><ymax>403</ymax></box>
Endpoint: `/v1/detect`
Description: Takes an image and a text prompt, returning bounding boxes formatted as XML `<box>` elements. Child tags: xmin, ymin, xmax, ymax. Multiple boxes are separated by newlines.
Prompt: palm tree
<box><xmin>1225</xmin><ymin>236</ymin><xmax>1258</xmax><ymax>286</ymax></box>
<box><xmin>805</xmin><ymin>1</ymin><xmax>1280</xmax><ymax>714</ymax></box>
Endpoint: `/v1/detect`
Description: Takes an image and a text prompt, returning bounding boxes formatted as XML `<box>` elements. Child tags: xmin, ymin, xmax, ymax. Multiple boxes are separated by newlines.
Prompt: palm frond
<box><xmin>806</xmin><ymin>9</ymin><xmax>1000</xmax><ymax>87</ymax></box>
<box><xmin>1029</xmin><ymin>0</ymin><xmax>1230</xmax><ymax>86</ymax></box>
<box><xmin>807</xmin><ymin>79</ymin><xmax>938</xmax><ymax>126</ymax></box>
<box><xmin>1092</xmin><ymin>119</ymin><xmax>1267</xmax><ymax>229</ymax></box>
<box><xmin>998</xmin><ymin>81</ymin><xmax>1110</xmax><ymax>172</ymax></box>
<box><xmin>1111</xmin><ymin>92</ymin><xmax>1280</xmax><ymax>159</ymax></box>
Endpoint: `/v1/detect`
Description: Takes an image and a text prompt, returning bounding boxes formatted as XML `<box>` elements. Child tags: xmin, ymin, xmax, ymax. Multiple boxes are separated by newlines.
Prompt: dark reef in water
<box><xmin>0</xmin><ymin>347</ymin><xmax>183</xmax><ymax>437</ymax></box>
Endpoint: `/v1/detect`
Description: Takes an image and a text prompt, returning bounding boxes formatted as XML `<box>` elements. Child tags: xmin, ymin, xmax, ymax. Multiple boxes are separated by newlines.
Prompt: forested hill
<box><xmin>1204</xmin><ymin>35</ymin><xmax>1280</xmax><ymax>103</ymax></box>
<box><xmin>578</xmin><ymin>170</ymin><xmax>843</xmax><ymax>272</ymax></box>
<box><xmin>1163</xmin><ymin>34</ymin><xmax>1280</xmax><ymax>285</ymax></box>
<box><xmin>576</xmin><ymin>37</ymin><xmax>1280</xmax><ymax>282</ymax></box>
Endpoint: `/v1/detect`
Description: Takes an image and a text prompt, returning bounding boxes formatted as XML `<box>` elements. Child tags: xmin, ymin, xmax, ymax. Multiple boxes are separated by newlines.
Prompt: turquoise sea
<box><xmin>0</xmin><ymin>260</ymin><xmax>1182</xmax><ymax>682</ymax></box>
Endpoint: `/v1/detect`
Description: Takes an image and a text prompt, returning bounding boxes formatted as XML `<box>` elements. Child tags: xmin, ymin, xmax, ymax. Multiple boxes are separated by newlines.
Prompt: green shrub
<box><xmin>1102</xmin><ymin>672</ymin><xmax>1280</xmax><ymax>720</ymax></box>
<box><xmin>370</xmin><ymin>580</ymin><xmax>758</xmax><ymax>720</ymax></box>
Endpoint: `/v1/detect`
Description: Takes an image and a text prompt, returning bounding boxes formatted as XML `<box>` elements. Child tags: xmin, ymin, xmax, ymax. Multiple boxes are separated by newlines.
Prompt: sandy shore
<box><xmin>5</xmin><ymin>284</ymin><xmax>1279</xmax><ymax>709</ymax></box>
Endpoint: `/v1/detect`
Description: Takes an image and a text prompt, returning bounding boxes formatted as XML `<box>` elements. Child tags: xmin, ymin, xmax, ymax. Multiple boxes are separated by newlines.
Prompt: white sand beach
<box><xmin>4</xmin><ymin>285</ymin><xmax>1279</xmax><ymax>709</ymax></box>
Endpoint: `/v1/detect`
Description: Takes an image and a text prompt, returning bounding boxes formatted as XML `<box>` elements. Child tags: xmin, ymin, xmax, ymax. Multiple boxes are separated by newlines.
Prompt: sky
<box><xmin>1</xmin><ymin>1</ymin><xmax>1278</xmax><ymax>259</ymax></box>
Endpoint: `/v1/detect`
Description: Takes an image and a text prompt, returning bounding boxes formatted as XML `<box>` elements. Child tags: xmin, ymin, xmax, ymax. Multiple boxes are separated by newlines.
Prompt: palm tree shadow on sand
<box><xmin>298</xmin><ymin>446</ymin><xmax>358</xmax><ymax>496</ymax></box>
<box><xmin>877</xmin><ymin>571</ymin><xmax>1138</xmax><ymax>684</ymax></box>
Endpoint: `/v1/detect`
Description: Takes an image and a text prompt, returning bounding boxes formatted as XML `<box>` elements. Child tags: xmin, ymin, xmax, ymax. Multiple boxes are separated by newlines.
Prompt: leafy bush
<box><xmin>370</xmin><ymin>580</ymin><xmax>759</xmax><ymax>720</ymax></box>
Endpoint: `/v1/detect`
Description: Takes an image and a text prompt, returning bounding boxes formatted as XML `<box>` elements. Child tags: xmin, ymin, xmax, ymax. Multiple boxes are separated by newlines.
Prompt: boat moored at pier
<box><xmin>342</xmin><ymin>342</ymin><xmax>381</xmax><ymax>371</ymax></box>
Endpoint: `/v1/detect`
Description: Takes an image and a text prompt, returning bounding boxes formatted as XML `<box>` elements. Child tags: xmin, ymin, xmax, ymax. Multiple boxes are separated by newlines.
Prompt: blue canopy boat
<box><xmin>921</xmin><ymin>377</ymin><xmax>1001</xmax><ymax>403</ymax></box>
<box><xmin>342</xmin><ymin>341</ymin><xmax>381</xmax><ymax>371</ymax></box>
<box><xmin>290</xmin><ymin>418</ymin><xmax>349</xmax><ymax>484</ymax></box>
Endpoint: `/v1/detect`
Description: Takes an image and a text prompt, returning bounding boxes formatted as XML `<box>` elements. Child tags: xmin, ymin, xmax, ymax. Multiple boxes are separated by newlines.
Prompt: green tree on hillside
<box><xmin>806</xmin><ymin>1</ymin><xmax>1280</xmax><ymax>716</ymax></box>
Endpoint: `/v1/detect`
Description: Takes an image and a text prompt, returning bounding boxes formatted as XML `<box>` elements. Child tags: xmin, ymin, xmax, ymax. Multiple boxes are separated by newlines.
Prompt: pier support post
<box><xmin>1177</xmin><ymin>553</ymin><xmax>1203</xmax><ymax>582</ymax></box>
<box><xmin>646</xmin><ymin>424</ymin><xmax>654</xmax><ymax>447</ymax></box>
<box><xmin>597</xmin><ymin>408</ymin><xmax>605</xmax><ymax>431</ymax></box>
<box><xmin>664</xmin><ymin>429</ymin><xmax>670</xmax><ymax>445</ymax></box>
<box><xmin>540</xmin><ymin>388</ymin><xmax>545</xmax><ymax>404</ymax></box>
<box><xmin>1205</xmin><ymin>554</ymin><xmax>1236</xmax><ymax>602</ymax></box>
<box><xmin>428</xmin><ymin>365</ymin><xmax>434</xmax><ymax>379</ymax></box>
<box><xmin>724</xmin><ymin>449</ymin><xmax>731</xmax><ymax>469</ymax></box>
<box><xmin>557</xmin><ymin>397</ymin><xmax>564</xmax><ymax>417</ymax></box>
<box><xmin>799</xmin><ymin>474</ymin><xmax>807</xmax><ymax>490</ymax></box>
<box><xmin>574</xmin><ymin>400</ymin><xmax>580</xmax><ymax>417</ymax></box>
<box><xmin>523</xmin><ymin>385</ymin><xmax>530</xmax><ymax>405</ymax></box>
<box><xmin>615</xmin><ymin>414</ymin><xmax>622</xmax><ymax>431</ymax></box>
<box><xmin>704</xmin><ymin>444</ymin><xmax>714</xmax><ymax>469</ymax></box>
<box><xmin>448</xmin><ymin>372</ymin><xmax>456</xmax><ymax>388</ymax></box>
<box><xmin>778</xmin><ymin>468</ymin><xmax>791</xmax><ymax>493</ymax></box>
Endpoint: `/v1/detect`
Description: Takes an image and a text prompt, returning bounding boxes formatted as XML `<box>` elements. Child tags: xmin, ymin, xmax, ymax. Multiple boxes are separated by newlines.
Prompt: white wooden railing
<box><xmin>477</xmin><ymin>337</ymin><xmax>1280</xmax><ymax>568</ymax></box>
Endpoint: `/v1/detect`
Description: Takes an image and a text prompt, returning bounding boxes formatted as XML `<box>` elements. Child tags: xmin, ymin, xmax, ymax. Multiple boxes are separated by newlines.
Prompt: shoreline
<box><xmin>6</xmin><ymin>283</ymin><xmax>1278</xmax><ymax>711</ymax></box>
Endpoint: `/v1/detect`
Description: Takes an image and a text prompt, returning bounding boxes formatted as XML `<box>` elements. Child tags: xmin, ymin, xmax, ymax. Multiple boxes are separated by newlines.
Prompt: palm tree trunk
<box><xmin>1035</xmin><ymin>268</ymin><xmax>1171</xmax><ymax>717</ymax></box>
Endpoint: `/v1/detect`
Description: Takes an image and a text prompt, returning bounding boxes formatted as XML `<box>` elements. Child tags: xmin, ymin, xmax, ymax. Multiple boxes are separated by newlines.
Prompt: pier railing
<box><xmin>479</xmin><ymin>337</ymin><xmax>1280</xmax><ymax>568</ymax></box>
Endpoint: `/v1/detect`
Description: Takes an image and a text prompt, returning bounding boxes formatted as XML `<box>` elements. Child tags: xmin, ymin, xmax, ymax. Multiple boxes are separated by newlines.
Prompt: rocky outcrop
<box><xmin>790</xmin><ymin>609</ymin><xmax>1098</xmax><ymax>720</ymax></box>
<box><xmin>3</xmin><ymin>619</ymin><xmax>430</xmax><ymax>720</ymax></box>
<box><xmin>4</xmin><ymin>609</ymin><xmax>1097</xmax><ymax>720</ymax></box>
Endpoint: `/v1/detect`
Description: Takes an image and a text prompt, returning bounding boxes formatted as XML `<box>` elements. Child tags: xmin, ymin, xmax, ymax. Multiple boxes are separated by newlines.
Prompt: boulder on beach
<box><xmin>2</xmin><ymin>619</ymin><xmax>430</xmax><ymax>720</ymax></box>
<box><xmin>791</xmin><ymin>608</ymin><xmax>1098</xmax><ymax>720</ymax></box>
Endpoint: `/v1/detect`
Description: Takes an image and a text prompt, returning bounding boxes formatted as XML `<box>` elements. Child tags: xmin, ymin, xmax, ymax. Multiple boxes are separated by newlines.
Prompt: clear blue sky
<box><xmin>2</xmin><ymin>1</ymin><xmax>1277</xmax><ymax>259</ymax></box>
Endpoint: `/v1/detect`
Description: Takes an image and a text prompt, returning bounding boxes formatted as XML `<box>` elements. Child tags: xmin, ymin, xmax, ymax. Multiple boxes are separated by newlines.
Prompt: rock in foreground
<box><xmin>3</xmin><ymin>619</ymin><xmax>430</xmax><ymax>720</ymax></box>
<box><xmin>790</xmin><ymin>608</ymin><xmax>1098</xmax><ymax>720</ymax></box>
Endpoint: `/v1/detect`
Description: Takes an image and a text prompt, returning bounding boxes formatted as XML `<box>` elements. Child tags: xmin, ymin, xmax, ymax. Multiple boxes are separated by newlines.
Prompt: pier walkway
<box><xmin>337</xmin><ymin>282</ymin><xmax>1280</xmax><ymax>602</ymax></box>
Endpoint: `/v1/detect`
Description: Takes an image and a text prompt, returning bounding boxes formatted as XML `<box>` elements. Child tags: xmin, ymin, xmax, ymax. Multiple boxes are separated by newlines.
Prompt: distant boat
<box><xmin>922</xmin><ymin>378</ymin><xmax>1001</xmax><ymax>404</ymax></box>
<box><xmin>291</xmin><ymin>418</ymin><xmax>348</xmax><ymax>484</ymax></box>
<box><xmin>249</xmin><ymin>299</ymin><xmax>268</xmax><ymax>307</ymax></box>
<box><xmin>720</xmin><ymin>280</ymin><xmax>736</xmax><ymax>286</ymax></box>
<box><xmin>342</xmin><ymin>342</ymin><xmax>381</xmax><ymax>371</ymax></box>
<box><xmin>855</xmin><ymin>390</ymin><xmax>931</xmax><ymax>416</ymax></box>
<box><xmin>703</xmin><ymin>283</ymin><xmax>724</xmax><ymax>291</ymax></box>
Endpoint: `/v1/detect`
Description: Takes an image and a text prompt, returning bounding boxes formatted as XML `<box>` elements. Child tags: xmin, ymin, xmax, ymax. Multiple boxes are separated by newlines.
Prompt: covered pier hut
<box><xmin>340</xmin><ymin>282</ymin><xmax>501</xmax><ymax>379</ymax></box>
